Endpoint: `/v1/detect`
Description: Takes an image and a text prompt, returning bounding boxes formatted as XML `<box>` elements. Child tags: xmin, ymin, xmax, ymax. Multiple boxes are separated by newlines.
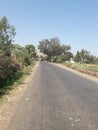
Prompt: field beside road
<box><xmin>62</xmin><ymin>62</ymin><xmax>98</xmax><ymax>78</ymax></box>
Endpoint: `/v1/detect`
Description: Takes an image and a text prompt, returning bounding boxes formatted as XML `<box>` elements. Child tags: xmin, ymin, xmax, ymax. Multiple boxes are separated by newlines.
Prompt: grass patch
<box><xmin>62</xmin><ymin>62</ymin><xmax>98</xmax><ymax>78</ymax></box>
<box><xmin>0</xmin><ymin>62</ymin><xmax>36</xmax><ymax>100</ymax></box>
<box><xmin>63</xmin><ymin>62</ymin><xmax>98</xmax><ymax>72</ymax></box>
<box><xmin>75</xmin><ymin>64</ymin><xmax>98</xmax><ymax>71</ymax></box>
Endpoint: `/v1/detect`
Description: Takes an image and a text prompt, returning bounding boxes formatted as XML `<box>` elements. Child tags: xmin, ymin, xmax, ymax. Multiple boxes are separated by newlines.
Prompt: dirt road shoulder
<box><xmin>0</xmin><ymin>62</ymin><xmax>39</xmax><ymax>130</ymax></box>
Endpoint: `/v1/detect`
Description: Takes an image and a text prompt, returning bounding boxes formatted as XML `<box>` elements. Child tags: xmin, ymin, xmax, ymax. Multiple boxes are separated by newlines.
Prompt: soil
<box><xmin>0</xmin><ymin>62</ymin><xmax>38</xmax><ymax>130</ymax></box>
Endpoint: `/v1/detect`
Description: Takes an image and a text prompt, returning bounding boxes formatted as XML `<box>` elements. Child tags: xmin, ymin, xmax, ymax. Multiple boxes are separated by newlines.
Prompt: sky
<box><xmin>0</xmin><ymin>0</ymin><xmax>98</xmax><ymax>56</ymax></box>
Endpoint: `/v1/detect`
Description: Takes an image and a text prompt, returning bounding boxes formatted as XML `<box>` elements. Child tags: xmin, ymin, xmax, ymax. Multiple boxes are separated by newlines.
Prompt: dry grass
<box><xmin>0</xmin><ymin>62</ymin><xmax>36</xmax><ymax>101</ymax></box>
<box><xmin>62</xmin><ymin>62</ymin><xmax>98</xmax><ymax>78</ymax></box>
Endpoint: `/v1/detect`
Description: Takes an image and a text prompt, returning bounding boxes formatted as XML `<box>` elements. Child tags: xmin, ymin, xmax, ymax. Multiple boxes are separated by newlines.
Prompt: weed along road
<box><xmin>8</xmin><ymin>61</ymin><xmax>98</xmax><ymax>130</ymax></box>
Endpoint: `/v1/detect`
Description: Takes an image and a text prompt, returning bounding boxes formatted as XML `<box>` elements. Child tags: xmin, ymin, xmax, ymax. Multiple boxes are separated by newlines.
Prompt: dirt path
<box><xmin>0</xmin><ymin>62</ymin><xmax>39</xmax><ymax>130</ymax></box>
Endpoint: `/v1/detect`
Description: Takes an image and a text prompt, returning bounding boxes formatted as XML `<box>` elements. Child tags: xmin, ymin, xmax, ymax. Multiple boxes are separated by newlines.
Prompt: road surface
<box><xmin>8</xmin><ymin>61</ymin><xmax>98</xmax><ymax>130</ymax></box>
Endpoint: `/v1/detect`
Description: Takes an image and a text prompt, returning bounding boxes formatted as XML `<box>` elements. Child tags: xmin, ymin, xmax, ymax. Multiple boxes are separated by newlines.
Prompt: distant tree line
<box><xmin>0</xmin><ymin>16</ymin><xmax>36</xmax><ymax>87</ymax></box>
<box><xmin>74</xmin><ymin>49</ymin><xmax>98</xmax><ymax>64</ymax></box>
<box><xmin>38</xmin><ymin>38</ymin><xmax>98</xmax><ymax>64</ymax></box>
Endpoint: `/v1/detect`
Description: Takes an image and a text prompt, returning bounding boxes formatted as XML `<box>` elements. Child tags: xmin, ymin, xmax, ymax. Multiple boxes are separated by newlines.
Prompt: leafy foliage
<box><xmin>0</xmin><ymin>16</ymin><xmax>36</xmax><ymax>88</ymax></box>
<box><xmin>0</xmin><ymin>16</ymin><xmax>16</xmax><ymax>57</ymax></box>
<box><xmin>38</xmin><ymin>37</ymin><xmax>72</xmax><ymax>62</ymax></box>
<box><xmin>74</xmin><ymin>49</ymin><xmax>98</xmax><ymax>64</ymax></box>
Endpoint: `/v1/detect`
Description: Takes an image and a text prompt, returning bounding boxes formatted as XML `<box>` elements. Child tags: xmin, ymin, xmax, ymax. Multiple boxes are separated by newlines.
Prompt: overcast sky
<box><xmin>0</xmin><ymin>0</ymin><xmax>98</xmax><ymax>56</ymax></box>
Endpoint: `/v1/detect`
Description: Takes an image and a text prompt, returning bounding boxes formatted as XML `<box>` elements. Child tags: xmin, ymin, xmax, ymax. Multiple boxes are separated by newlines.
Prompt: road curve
<box><xmin>8</xmin><ymin>61</ymin><xmax>98</xmax><ymax>130</ymax></box>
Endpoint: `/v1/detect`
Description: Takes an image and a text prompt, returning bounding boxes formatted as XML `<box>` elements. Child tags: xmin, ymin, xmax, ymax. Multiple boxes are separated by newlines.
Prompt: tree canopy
<box><xmin>0</xmin><ymin>16</ymin><xmax>16</xmax><ymax>57</ymax></box>
<box><xmin>38</xmin><ymin>37</ymin><xmax>71</xmax><ymax>61</ymax></box>
<box><xmin>74</xmin><ymin>49</ymin><xmax>98</xmax><ymax>64</ymax></box>
<box><xmin>0</xmin><ymin>16</ymin><xmax>36</xmax><ymax>87</ymax></box>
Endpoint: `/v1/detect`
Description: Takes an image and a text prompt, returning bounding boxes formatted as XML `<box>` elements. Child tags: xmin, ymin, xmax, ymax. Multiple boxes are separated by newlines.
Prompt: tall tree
<box><xmin>80</xmin><ymin>49</ymin><xmax>90</xmax><ymax>63</ymax></box>
<box><xmin>0</xmin><ymin>16</ymin><xmax>16</xmax><ymax>57</ymax></box>
<box><xmin>38</xmin><ymin>37</ymin><xmax>71</xmax><ymax>60</ymax></box>
<box><xmin>74</xmin><ymin>49</ymin><xmax>96</xmax><ymax>64</ymax></box>
<box><xmin>38</xmin><ymin>39</ymin><xmax>51</xmax><ymax>59</ymax></box>
<box><xmin>61</xmin><ymin>45</ymin><xmax>71</xmax><ymax>54</ymax></box>
<box><xmin>25</xmin><ymin>44</ymin><xmax>36</xmax><ymax>58</ymax></box>
<box><xmin>0</xmin><ymin>16</ymin><xmax>16</xmax><ymax>87</ymax></box>
<box><xmin>74</xmin><ymin>51</ymin><xmax>81</xmax><ymax>62</ymax></box>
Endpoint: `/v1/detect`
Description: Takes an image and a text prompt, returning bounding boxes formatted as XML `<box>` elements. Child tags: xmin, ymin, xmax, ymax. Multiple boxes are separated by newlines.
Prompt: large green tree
<box><xmin>74</xmin><ymin>51</ymin><xmax>81</xmax><ymax>62</ymax></box>
<box><xmin>0</xmin><ymin>16</ymin><xmax>16</xmax><ymax>57</ymax></box>
<box><xmin>80</xmin><ymin>49</ymin><xmax>90</xmax><ymax>63</ymax></box>
<box><xmin>38</xmin><ymin>37</ymin><xmax>71</xmax><ymax>61</ymax></box>
<box><xmin>0</xmin><ymin>16</ymin><xmax>36</xmax><ymax>87</ymax></box>
<box><xmin>25</xmin><ymin>44</ymin><xmax>36</xmax><ymax>58</ymax></box>
<box><xmin>0</xmin><ymin>16</ymin><xmax>16</xmax><ymax>87</ymax></box>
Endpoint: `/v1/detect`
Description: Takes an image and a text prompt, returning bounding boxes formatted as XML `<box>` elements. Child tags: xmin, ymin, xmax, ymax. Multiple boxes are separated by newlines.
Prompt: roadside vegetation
<box><xmin>0</xmin><ymin>16</ymin><xmax>36</xmax><ymax>99</ymax></box>
<box><xmin>61</xmin><ymin>49</ymin><xmax>98</xmax><ymax>78</ymax></box>
<box><xmin>0</xmin><ymin>62</ymin><xmax>35</xmax><ymax>102</ymax></box>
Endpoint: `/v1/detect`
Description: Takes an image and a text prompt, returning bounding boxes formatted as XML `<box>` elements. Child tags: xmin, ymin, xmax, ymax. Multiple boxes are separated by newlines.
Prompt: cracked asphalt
<box><xmin>8</xmin><ymin>61</ymin><xmax>98</xmax><ymax>130</ymax></box>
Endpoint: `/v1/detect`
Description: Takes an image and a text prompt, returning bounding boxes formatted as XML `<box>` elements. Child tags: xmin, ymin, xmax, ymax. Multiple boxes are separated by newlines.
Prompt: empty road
<box><xmin>8</xmin><ymin>62</ymin><xmax>98</xmax><ymax>130</ymax></box>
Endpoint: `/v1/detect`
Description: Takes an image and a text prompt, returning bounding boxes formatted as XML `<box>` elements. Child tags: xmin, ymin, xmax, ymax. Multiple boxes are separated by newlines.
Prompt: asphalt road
<box><xmin>8</xmin><ymin>62</ymin><xmax>98</xmax><ymax>130</ymax></box>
